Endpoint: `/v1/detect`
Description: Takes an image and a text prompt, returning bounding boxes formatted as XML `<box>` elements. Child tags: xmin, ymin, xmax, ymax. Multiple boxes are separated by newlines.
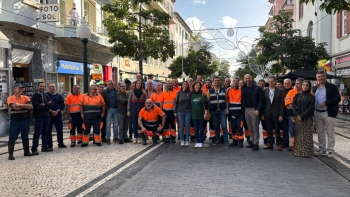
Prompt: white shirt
<box><xmin>269</xmin><ymin>89</ymin><xmax>274</xmax><ymax>104</ymax></box>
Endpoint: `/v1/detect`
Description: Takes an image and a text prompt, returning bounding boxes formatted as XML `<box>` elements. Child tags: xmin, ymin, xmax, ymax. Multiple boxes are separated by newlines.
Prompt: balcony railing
<box><xmin>59</xmin><ymin>15</ymin><xmax>109</xmax><ymax>37</ymax></box>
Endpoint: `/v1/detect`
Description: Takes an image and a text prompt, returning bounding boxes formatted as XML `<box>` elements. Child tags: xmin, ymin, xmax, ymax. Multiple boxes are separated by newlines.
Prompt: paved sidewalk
<box><xmin>104</xmin><ymin>141</ymin><xmax>350</xmax><ymax>197</ymax></box>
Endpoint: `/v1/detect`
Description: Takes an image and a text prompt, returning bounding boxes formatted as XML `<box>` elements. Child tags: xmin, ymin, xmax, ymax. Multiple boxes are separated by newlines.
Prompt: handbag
<box><xmin>202</xmin><ymin>93</ymin><xmax>211</xmax><ymax>120</ymax></box>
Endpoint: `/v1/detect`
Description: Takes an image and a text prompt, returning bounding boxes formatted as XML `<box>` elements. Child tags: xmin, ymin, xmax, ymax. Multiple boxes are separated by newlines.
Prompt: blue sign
<box><xmin>57</xmin><ymin>60</ymin><xmax>90</xmax><ymax>75</ymax></box>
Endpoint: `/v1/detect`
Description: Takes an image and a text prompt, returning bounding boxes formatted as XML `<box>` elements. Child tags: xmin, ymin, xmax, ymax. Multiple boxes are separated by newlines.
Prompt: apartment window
<box><xmin>337</xmin><ymin>11</ymin><xmax>350</xmax><ymax>38</ymax></box>
<box><xmin>307</xmin><ymin>21</ymin><xmax>313</xmax><ymax>38</ymax></box>
<box><xmin>343</xmin><ymin>11</ymin><xmax>347</xmax><ymax>36</ymax></box>
<box><xmin>299</xmin><ymin>3</ymin><xmax>303</xmax><ymax>19</ymax></box>
<box><xmin>176</xmin><ymin>23</ymin><xmax>178</xmax><ymax>33</ymax></box>
<box><xmin>84</xmin><ymin>1</ymin><xmax>89</xmax><ymax>23</ymax></box>
<box><xmin>59</xmin><ymin>0</ymin><xmax>66</xmax><ymax>25</ymax></box>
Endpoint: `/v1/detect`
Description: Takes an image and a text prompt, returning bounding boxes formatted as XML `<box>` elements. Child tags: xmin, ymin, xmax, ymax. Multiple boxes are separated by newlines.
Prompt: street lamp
<box><xmin>76</xmin><ymin>22</ymin><xmax>91</xmax><ymax>93</ymax></box>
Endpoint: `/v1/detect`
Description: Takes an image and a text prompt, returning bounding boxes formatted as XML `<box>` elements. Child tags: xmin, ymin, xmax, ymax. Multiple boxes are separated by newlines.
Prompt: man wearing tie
<box><xmin>261</xmin><ymin>76</ymin><xmax>285</xmax><ymax>151</ymax></box>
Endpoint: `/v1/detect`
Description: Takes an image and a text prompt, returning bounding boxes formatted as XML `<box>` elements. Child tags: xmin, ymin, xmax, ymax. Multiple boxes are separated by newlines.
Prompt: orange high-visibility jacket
<box><xmin>139</xmin><ymin>106</ymin><xmax>165</xmax><ymax>128</ymax></box>
<box><xmin>285</xmin><ymin>88</ymin><xmax>298</xmax><ymax>107</ymax></box>
<box><xmin>227</xmin><ymin>87</ymin><xmax>243</xmax><ymax>115</ymax></box>
<box><xmin>150</xmin><ymin>92</ymin><xmax>163</xmax><ymax>108</ymax></box>
<box><xmin>162</xmin><ymin>90</ymin><xmax>177</xmax><ymax>111</ymax></box>
<box><xmin>80</xmin><ymin>93</ymin><xmax>105</xmax><ymax>119</ymax></box>
<box><xmin>66</xmin><ymin>93</ymin><xmax>83</xmax><ymax>113</ymax></box>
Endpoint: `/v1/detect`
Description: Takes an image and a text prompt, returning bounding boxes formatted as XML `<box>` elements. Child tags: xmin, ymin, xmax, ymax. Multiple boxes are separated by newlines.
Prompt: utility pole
<box><xmin>138</xmin><ymin>3</ymin><xmax>143</xmax><ymax>80</ymax></box>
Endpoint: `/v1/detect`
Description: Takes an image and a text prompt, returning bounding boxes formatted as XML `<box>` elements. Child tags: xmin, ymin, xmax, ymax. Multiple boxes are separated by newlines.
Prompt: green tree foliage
<box><xmin>168</xmin><ymin>49</ymin><xmax>215</xmax><ymax>79</ymax></box>
<box><xmin>299</xmin><ymin>0</ymin><xmax>350</xmax><ymax>14</ymax></box>
<box><xmin>102</xmin><ymin>0</ymin><xmax>175</xmax><ymax>78</ymax></box>
<box><xmin>257</xmin><ymin>10</ymin><xmax>329</xmax><ymax>75</ymax></box>
<box><xmin>234</xmin><ymin>49</ymin><xmax>257</xmax><ymax>80</ymax></box>
<box><xmin>210</xmin><ymin>60</ymin><xmax>231</xmax><ymax>82</ymax></box>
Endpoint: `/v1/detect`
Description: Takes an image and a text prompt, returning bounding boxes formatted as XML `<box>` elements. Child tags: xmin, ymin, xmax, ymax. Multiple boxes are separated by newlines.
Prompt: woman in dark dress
<box><xmin>292</xmin><ymin>80</ymin><xmax>315</xmax><ymax>158</ymax></box>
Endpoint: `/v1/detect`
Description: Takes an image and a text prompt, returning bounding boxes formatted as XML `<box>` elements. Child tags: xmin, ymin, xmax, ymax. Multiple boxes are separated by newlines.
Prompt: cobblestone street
<box><xmin>0</xmin><ymin>116</ymin><xmax>350</xmax><ymax>197</ymax></box>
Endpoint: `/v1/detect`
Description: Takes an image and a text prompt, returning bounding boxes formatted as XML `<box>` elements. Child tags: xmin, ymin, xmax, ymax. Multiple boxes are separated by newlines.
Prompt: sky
<box><xmin>175</xmin><ymin>0</ymin><xmax>271</xmax><ymax>73</ymax></box>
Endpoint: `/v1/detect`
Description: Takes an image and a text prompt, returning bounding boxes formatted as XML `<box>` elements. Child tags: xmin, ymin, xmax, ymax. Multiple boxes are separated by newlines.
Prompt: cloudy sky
<box><xmin>175</xmin><ymin>0</ymin><xmax>271</xmax><ymax>72</ymax></box>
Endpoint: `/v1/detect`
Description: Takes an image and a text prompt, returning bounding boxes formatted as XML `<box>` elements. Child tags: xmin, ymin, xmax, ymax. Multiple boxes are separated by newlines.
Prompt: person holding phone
<box><xmin>292</xmin><ymin>80</ymin><xmax>315</xmax><ymax>158</ymax></box>
<box><xmin>68</xmin><ymin>2</ymin><xmax>79</xmax><ymax>26</ymax></box>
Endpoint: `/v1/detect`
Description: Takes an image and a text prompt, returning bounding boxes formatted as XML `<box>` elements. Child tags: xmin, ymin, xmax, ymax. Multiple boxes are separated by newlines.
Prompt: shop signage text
<box><xmin>40</xmin><ymin>4</ymin><xmax>59</xmax><ymax>22</ymax></box>
<box><xmin>92</xmin><ymin>73</ymin><xmax>102</xmax><ymax>81</ymax></box>
<box><xmin>337</xmin><ymin>68</ymin><xmax>350</xmax><ymax>76</ymax></box>
<box><xmin>335</xmin><ymin>55</ymin><xmax>350</xmax><ymax>65</ymax></box>
<box><xmin>57</xmin><ymin>60</ymin><xmax>90</xmax><ymax>75</ymax></box>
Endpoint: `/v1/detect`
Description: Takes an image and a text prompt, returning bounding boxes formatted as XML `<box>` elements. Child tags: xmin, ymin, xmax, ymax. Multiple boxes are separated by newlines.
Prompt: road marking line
<box><xmin>75</xmin><ymin>144</ymin><xmax>161</xmax><ymax>197</ymax></box>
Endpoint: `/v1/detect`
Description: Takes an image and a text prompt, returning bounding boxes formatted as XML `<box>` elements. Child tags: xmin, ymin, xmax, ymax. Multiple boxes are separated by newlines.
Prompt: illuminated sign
<box><xmin>57</xmin><ymin>60</ymin><xmax>90</xmax><ymax>75</ymax></box>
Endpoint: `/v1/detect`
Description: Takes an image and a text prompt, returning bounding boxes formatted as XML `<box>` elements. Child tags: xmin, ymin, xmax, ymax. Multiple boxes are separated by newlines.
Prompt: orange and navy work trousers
<box><xmin>163</xmin><ymin>110</ymin><xmax>176</xmax><ymax>138</ymax></box>
<box><xmin>82</xmin><ymin>117</ymin><xmax>102</xmax><ymax>144</ymax></box>
<box><xmin>69</xmin><ymin>113</ymin><xmax>83</xmax><ymax>143</ymax></box>
<box><xmin>229</xmin><ymin>114</ymin><xmax>244</xmax><ymax>141</ymax></box>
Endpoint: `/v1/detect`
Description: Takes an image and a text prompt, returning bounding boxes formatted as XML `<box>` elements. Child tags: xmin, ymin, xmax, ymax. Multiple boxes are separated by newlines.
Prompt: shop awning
<box><xmin>12</xmin><ymin>48</ymin><xmax>34</xmax><ymax>67</ymax></box>
<box><xmin>125</xmin><ymin>78</ymin><xmax>136</xmax><ymax>83</ymax></box>
<box><xmin>0</xmin><ymin>31</ymin><xmax>10</xmax><ymax>48</ymax></box>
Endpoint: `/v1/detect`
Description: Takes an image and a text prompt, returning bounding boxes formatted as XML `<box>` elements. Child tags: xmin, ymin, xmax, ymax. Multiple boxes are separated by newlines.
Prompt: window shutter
<box><xmin>337</xmin><ymin>12</ymin><xmax>342</xmax><ymax>38</ymax></box>
<box><xmin>347</xmin><ymin>11</ymin><xmax>350</xmax><ymax>34</ymax></box>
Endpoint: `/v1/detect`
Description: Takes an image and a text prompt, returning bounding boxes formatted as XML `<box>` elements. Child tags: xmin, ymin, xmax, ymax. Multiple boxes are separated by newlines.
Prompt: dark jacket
<box><xmin>116</xmin><ymin>91</ymin><xmax>129</xmax><ymax>114</ymax></box>
<box><xmin>31</xmin><ymin>92</ymin><xmax>53</xmax><ymax>118</ymax></box>
<box><xmin>241</xmin><ymin>84</ymin><xmax>264</xmax><ymax>113</ymax></box>
<box><xmin>263</xmin><ymin>88</ymin><xmax>285</xmax><ymax>117</ymax></box>
<box><xmin>102</xmin><ymin>88</ymin><xmax>118</xmax><ymax>109</ymax></box>
<box><xmin>292</xmin><ymin>92</ymin><xmax>315</xmax><ymax>119</ymax></box>
<box><xmin>313</xmin><ymin>82</ymin><xmax>340</xmax><ymax>118</ymax></box>
<box><xmin>46</xmin><ymin>92</ymin><xmax>65</xmax><ymax>115</ymax></box>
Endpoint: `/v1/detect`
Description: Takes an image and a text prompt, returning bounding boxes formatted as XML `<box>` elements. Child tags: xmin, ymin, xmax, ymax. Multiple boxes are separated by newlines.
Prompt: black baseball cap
<box><xmin>13</xmin><ymin>83</ymin><xmax>24</xmax><ymax>89</ymax></box>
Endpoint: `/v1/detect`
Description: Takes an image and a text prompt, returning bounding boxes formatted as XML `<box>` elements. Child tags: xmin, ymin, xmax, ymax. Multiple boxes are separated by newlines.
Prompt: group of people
<box><xmin>7</xmin><ymin>71</ymin><xmax>340</xmax><ymax>160</ymax></box>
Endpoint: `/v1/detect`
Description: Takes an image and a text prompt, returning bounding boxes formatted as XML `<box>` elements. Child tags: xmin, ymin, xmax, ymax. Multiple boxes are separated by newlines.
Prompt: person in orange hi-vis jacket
<box><xmin>227</xmin><ymin>77</ymin><xmax>245</xmax><ymax>148</ymax></box>
<box><xmin>162</xmin><ymin>81</ymin><xmax>178</xmax><ymax>143</ymax></box>
<box><xmin>66</xmin><ymin>84</ymin><xmax>83</xmax><ymax>147</ymax></box>
<box><xmin>284</xmin><ymin>78</ymin><xmax>304</xmax><ymax>151</ymax></box>
<box><xmin>80</xmin><ymin>85</ymin><xmax>106</xmax><ymax>147</ymax></box>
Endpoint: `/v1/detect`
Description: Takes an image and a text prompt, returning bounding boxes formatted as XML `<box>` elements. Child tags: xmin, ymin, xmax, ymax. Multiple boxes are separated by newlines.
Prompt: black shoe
<box><xmin>8</xmin><ymin>142</ymin><xmax>15</xmax><ymax>160</ymax></box>
<box><xmin>77</xmin><ymin>141</ymin><xmax>82</xmax><ymax>145</ymax></box>
<box><xmin>113</xmin><ymin>138</ymin><xmax>119</xmax><ymax>142</ymax></box>
<box><xmin>81</xmin><ymin>144</ymin><xmax>88</xmax><ymax>147</ymax></box>
<box><xmin>70</xmin><ymin>142</ymin><xmax>76</xmax><ymax>147</ymax></box>
<box><xmin>287</xmin><ymin>147</ymin><xmax>293</xmax><ymax>152</ymax></box>
<box><xmin>252</xmin><ymin>145</ymin><xmax>259</xmax><ymax>151</ymax></box>
<box><xmin>102</xmin><ymin>138</ymin><xmax>107</xmax><ymax>142</ymax></box>
<box><xmin>225</xmin><ymin>142</ymin><xmax>229</xmax><ymax>149</ymax></box>
<box><xmin>213</xmin><ymin>142</ymin><xmax>222</xmax><ymax>146</ymax></box>
<box><xmin>238</xmin><ymin>141</ymin><xmax>244</xmax><ymax>148</ymax></box>
<box><xmin>106</xmin><ymin>140</ymin><xmax>111</xmax><ymax>145</ymax></box>
<box><xmin>22</xmin><ymin>140</ymin><xmax>33</xmax><ymax>156</ymax></box>
<box><xmin>58</xmin><ymin>144</ymin><xmax>67</xmax><ymax>148</ymax></box>
<box><xmin>245</xmin><ymin>144</ymin><xmax>253</xmax><ymax>148</ymax></box>
<box><xmin>119</xmin><ymin>140</ymin><xmax>124</xmax><ymax>144</ymax></box>
<box><xmin>41</xmin><ymin>148</ymin><xmax>49</xmax><ymax>152</ymax></box>
<box><xmin>124</xmin><ymin>139</ymin><xmax>132</xmax><ymax>143</ymax></box>
<box><xmin>282</xmin><ymin>144</ymin><xmax>289</xmax><ymax>148</ymax></box>
<box><xmin>47</xmin><ymin>147</ymin><xmax>53</xmax><ymax>152</ymax></box>
<box><xmin>247</xmin><ymin>140</ymin><xmax>253</xmax><ymax>145</ymax></box>
<box><xmin>32</xmin><ymin>151</ymin><xmax>39</xmax><ymax>155</ymax></box>
<box><xmin>96</xmin><ymin>143</ymin><xmax>102</xmax><ymax>146</ymax></box>
<box><xmin>230</xmin><ymin>140</ymin><xmax>238</xmax><ymax>147</ymax></box>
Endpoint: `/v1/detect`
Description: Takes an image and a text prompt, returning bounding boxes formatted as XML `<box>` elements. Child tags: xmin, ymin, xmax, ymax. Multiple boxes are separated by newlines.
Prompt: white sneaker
<box><xmin>195</xmin><ymin>143</ymin><xmax>199</xmax><ymax>147</ymax></box>
<box><xmin>198</xmin><ymin>143</ymin><xmax>203</xmax><ymax>148</ymax></box>
<box><xmin>328</xmin><ymin>152</ymin><xmax>335</xmax><ymax>159</ymax></box>
<box><xmin>181</xmin><ymin>141</ymin><xmax>185</xmax><ymax>147</ymax></box>
<box><xmin>185</xmin><ymin>141</ymin><xmax>189</xmax><ymax>147</ymax></box>
<box><xmin>314</xmin><ymin>150</ymin><xmax>326</xmax><ymax>156</ymax></box>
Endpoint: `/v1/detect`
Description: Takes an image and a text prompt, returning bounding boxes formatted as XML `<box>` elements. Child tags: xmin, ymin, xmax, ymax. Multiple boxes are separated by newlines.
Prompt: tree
<box><xmin>257</xmin><ymin>10</ymin><xmax>329</xmax><ymax>75</ymax></box>
<box><xmin>210</xmin><ymin>60</ymin><xmax>231</xmax><ymax>82</ymax></box>
<box><xmin>102</xmin><ymin>0</ymin><xmax>175</xmax><ymax>79</ymax></box>
<box><xmin>299</xmin><ymin>0</ymin><xmax>350</xmax><ymax>14</ymax></box>
<box><xmin>234</xmin><ymin>66</ymin><xmax>257</xmax><ymax>80</ymax></box>
<box><xmin>168</xmin><ymin>48</ymin><xmax>215</xmax><ymax>79</ymax></box>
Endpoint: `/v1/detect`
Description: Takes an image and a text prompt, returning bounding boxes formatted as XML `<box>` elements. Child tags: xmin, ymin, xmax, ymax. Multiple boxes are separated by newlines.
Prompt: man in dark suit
<box><xmin>261</xmin><ymin>76</ymin><xmax>285</xmax><ymax>151</ymax></box>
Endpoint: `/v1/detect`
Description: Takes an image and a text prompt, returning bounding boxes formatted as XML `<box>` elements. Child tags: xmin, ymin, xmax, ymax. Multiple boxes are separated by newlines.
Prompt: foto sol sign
<box><xmin>40</xmin><ymin>4</ymin><xmax>59</xmax><ymax>22</ymax></box>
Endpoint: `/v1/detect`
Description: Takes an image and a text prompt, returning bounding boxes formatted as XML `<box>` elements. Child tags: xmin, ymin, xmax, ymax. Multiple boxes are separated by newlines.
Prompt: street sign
<box><xmin>40</xmin><ymin>4</ymin><xmax>59</xmax><ymax>22</ymax></box>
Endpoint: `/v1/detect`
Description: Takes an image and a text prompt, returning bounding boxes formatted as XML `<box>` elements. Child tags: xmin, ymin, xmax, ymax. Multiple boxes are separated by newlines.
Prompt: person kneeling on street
<box><xmin>138</xmin><ymin>99</ymin><xmax>166</xmax><ymax>145</ymax></box>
